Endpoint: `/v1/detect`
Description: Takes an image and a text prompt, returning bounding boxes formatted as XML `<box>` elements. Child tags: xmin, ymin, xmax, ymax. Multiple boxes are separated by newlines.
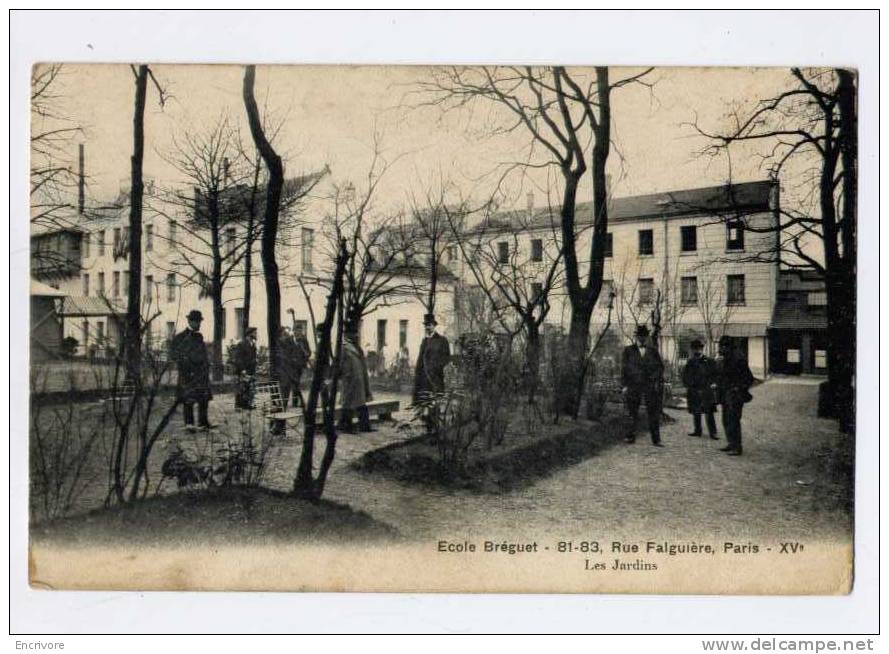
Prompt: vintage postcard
<box><xmin>28</xmin><ymin>64</ymin><xmax>856</xmax><ymax>594</ymax></box>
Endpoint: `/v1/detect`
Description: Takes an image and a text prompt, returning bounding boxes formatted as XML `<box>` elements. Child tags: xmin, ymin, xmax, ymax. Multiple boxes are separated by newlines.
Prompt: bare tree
<box><xmin>293</xmin><ymin>238</ymin><xmax>349</xmax><ymax>499</ymax></box>
<box><xmin>317</xmin><ymin>140</ymin><xmax>412</xmax><ymax>333</ymax></box>
<box><xmin>242</xmin><ymin>65</ymin><xmax>285</xmax><ymax>381</ymax></box>
<box><xmin>690</xmin><ymin>67</ymin><xmax>856</xmax><ymax>431</ymax></box>
<box><xmin>399</xmin><ymin>181</ymin><xmax>461</xmax><ymax>317</ymax></box>
<box><xmin>151</xmin><ymin>115</ymin><xmax>249</xmax><ymax>379</ymax></box>
<box><xmin>123</xmin><ymin>64</ymin><xmax>167</xmax><ymax>384</ymax></box>
<box><xmin>30</xmin><ymin>64</ymin><xmax>81</xmax><ymax>231</ymax></box>
<box><xmin>695</xmin><ymin>271</ymin><xmax>735</xmax><ymax>359</ymax></box>
<box><xmin>418</xmin><ymin>66</ymin><xmax>655</xmax><ymax>414</ymax></box>
<box><xmin>448</xmin><ymin>201</ymin><xmax>564</xmax><ymax>406</ymax></box>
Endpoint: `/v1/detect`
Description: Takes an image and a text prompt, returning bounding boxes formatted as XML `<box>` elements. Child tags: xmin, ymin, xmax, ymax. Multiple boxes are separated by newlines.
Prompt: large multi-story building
<box><xmin>454</xmin><ymin>180</ymin><xmax>780</xmax><ymax>378</ymax></box>
<box><xmin>31</xmin><ymin>178</ymin><xmax>783</xmax><ymax>379</ymax></box>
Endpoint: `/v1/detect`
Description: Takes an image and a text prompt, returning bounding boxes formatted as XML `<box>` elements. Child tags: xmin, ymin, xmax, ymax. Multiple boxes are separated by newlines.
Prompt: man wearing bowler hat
<box><xmin>621</xmin><ymin>324</ymin><xmax>664</xmax><ymax>446</ymax></box>
<box><xmin>171</xmin><ymin>309</ymin><xmax>214</xmax><ymax>431</ymax></box>
<box><xmin>413</xmin><ymin>313</ymin><xmax>451</xmax><ymax>432</ymax></box>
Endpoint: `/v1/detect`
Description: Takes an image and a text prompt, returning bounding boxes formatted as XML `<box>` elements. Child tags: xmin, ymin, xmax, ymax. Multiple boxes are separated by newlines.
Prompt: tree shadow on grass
<box><xmin>30</xmin><ymin>485</ymin><xmax>399</xmax><ymax>548</ymax></box>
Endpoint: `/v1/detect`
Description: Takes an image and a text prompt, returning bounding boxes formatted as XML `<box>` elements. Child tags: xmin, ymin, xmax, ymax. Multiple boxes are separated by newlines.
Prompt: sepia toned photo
<box><xmin>27</xmin><ymin>63</ymin><xmax>857</xmax><ymax>594</ymax></box>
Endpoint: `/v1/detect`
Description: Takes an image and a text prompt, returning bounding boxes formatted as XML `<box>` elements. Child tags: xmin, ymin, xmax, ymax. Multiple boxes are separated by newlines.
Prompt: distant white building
<box><xmin>31</xmin><ymin>183</ymin><xmax>454</xmax><ymax>370</ymax></box>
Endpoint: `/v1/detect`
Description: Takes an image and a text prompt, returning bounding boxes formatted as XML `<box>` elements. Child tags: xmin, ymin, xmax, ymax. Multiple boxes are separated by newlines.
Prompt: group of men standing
<box><xmin>169</xmin><ymin>309</ymin><xmax>311</xmax><ymax>430</ymax></box>
<box><xmin>169</xmin><ymin>308</ymin><xmax>453</xmax><ymax>435</ymax></box>
<box><xmin>621</xmin><ymin>324</ymin><xmax>755</xmax><ymax>455</ymax></box>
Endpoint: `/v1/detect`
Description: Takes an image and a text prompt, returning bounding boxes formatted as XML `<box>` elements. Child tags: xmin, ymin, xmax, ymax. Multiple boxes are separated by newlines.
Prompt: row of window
<box><xmin>81</xmin><ymin>271</ymin><xmax>178</xmax><ymax>301</ymax></box>
<box><xmin>606</xmin><ymin>273</ymin><xmax>747</xmax><ymax>307</ymax></box>
<box><xmin>81</xmin><ymin>223</ymin><xmax>319</xmax><ymax>274</ymax></box>
<box><xmin>83</xmin><ymin>224</ymin><xmax>165</xmax><ymax>257</ymax></box>
<box><xmin>494</xmin><ymin>221</ymin><xmax>746</xmax><ymax>264</ymax></box>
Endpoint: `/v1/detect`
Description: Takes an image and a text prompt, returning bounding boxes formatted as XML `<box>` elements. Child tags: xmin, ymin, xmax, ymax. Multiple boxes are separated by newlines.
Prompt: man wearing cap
<box><xmin>715</xmin><ymin>336</ymin><xmax>755</xmax><ymax>456</ymax></box>
<box><xmin>171</xmin><ymin>310</ymin><xmax>214</xmax><ymax>431</ymax></box>
<box><xmin>231</xmin><ymin>327</ymin><xmax>258</xmax><ymax>410</ymax></box>
<box><xmin>621</xmin><ymin>324</ymin><xmax>664</xmax><ymax>446</ymax></box>
<box><xmin>681</xmin><ymin>338</ymin><xmax>719</xmax><ymax>439</ymax></box>
<box><xmin>413</xmin><ymin>313</ymin><xmax>451</xmax><ymax>432</ymax></box>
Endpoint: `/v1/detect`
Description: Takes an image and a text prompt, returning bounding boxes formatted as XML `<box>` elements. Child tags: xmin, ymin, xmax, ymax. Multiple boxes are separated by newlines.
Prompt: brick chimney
<box><xmin>526</xmin><ymin>191</ymin><xmax>534</xmax><ymax>220</ymax></box>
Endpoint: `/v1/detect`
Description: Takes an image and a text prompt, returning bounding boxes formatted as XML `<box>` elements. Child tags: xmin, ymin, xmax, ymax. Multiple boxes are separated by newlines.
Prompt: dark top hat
<box><xmin>423</xmin><ymin>313</ymin><xmax>438</xmax><ymax>326</ymax></box>
<box><xmin>634</xmin><ymin>324</ymin><xmax>650</xmax><ymax>338</ymax></box>
<box><xmin>245</xmin><ymin>327</ymin><xmax>258</xmax><ymax>337</ymax></box>
<box><xmin>690</xmin><ymin>338</ymin><xmax>704</xmax><ymax>349</ymax></box>
<box><xmin>186</xmin><ymin>309</ymin><xmax>203</xmax><ymax>322</ymax></box>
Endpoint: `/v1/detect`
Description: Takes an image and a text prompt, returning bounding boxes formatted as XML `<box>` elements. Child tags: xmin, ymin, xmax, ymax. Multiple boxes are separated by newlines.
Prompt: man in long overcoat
<box><xmin>681</xmin><ymin>338</ymin><xmax>719</xmax><ymax>439</ymax></box>
<box><xmin>715</xmin><ymin>336</ymin><xmax>755</xmax><ymax>456</ymax></box>
<box><xmin>621</xmin><ymin>324</ymin><xmax>664</xmax><ymax>446</ymax></box>
<box><xmin>231</xmin><ymin>327</ymin><xmax>258</xmax><ymax>410</ymax></box>
<box><xmin>413</xmin><ymin>314</ymin><xmax>451</xmax><ymax>432</ymax></box>
<box><xmin>339</xmin><ymin>331</ymin><xmax>375</xmax><ymax>433</ymax></box>
<box><xmin>278</xmin><ymin>323</ymin><xmax>312</xmax><ymax>409</ymax></box>
<box><xmin>171</xmin><ymin>309</ymin><xmax>213</xmax><ymax>430</ymax></box>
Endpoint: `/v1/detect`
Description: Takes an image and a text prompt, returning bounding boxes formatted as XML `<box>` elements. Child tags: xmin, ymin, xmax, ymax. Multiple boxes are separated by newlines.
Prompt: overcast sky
<box><xmin>43</xmin><ymin>64</ymin><xmax>794</xmax><ymax>216</ymax></box>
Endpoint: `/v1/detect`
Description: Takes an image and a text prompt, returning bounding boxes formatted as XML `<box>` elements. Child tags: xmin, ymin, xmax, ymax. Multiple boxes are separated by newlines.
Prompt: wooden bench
<box><xmin>253</xmin><ymin>381</ymin><xmax>400</xmax><ymax>427</ymax></box>
<box><xmin>254</xmin><ymin>381</ymin><xmax>303</xmax><ymax>424</ymax></box>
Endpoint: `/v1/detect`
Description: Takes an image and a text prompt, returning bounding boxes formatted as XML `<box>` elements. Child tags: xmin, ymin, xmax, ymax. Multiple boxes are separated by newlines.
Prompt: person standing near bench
<box><xmin>339</xmin><ymin>330</ymin><xmax>375</xmax><ymax>433</ymax></box>
<box><xmin>279</xmin><ymin>313</ymin><xmax>312</xmax><ymax>410</ymax></box>
<box><xmin>413</xmin><ymin>313</ymin><xmax>451</xmax><ymax>433</ymax></box>
<box><xmin>171</xmin><ymin>309</ymin><xmax>214</xmax><ymax>431</ymax></box>
<box><xmin>231</xmin><ymin>327</ymin><xmax>258</xmax><ymax>411</ymax></box>
<box><xmin>682</xmin><ymin>338</ymin><xmax>719</xmax><ymax>440</ymax></box>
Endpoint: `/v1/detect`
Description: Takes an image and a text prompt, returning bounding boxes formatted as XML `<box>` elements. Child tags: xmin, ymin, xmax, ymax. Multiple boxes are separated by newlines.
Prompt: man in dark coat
<box><xmin>278</xmin><ymin>320</ymin><xmax>312</xmax><ymax>410</ymax></box>
<box><xmin>621</xmin><ymin>324</ymin><xmax>664</xmax><ymax>446</ymax></box>
<box><xmin>231</xmin><ymin>327</ymin><xmax>258</xmax><ymax>410</ymax></box>
<box><xmin>171</xmin><ymin>309</ymin><xmax>213</xmax><ymax>431</ymax></box>
<box><xmin>715</xmin><ymin>336</ymin><xmax>755</xmax><ymax>456</ymax></box>
<box><xmin>338</xmin><ymin>331</ymin><xmax>375</xmax><ymax>433</ymax></box>
<box><xmin>413</xmin><ymin>313</ymin><xmax>451</xmax><ymax>432</ymax></box>
<box><xmin>681</xmin><ymin>338</ymin><xmax>719</xmax><ymax>439</ymax></box>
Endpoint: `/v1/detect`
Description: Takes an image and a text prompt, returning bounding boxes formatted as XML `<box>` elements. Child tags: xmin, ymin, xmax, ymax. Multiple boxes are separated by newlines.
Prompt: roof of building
<box><xmin>30</xmin><ymin>279</ymin><xmax>68</xmax><ymax>297</ymax></box>
<box><xmin>469</xmin><ymin>180</ymin><xmax>776</xmax><ymax>236</ymax></box>
<box><xmin>770</xmin><ymin>295</ymin><xmax>828</xmax><ymax>331</ymax></box>
<box><xmin>58</xmin><ymin>296</ymin><xmax>125</xmax><ymax>317</ymax></box>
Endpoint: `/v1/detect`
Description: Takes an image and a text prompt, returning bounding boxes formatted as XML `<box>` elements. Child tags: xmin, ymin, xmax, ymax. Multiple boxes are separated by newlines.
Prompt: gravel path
<box><xmin>33</xmin><ymin>379</ymin><xmax>852</xmax><ymax>545</ymax></box>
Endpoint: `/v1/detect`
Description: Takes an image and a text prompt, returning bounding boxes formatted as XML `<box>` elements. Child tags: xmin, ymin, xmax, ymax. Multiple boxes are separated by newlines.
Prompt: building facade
<box><xmin>768</xmin><ymin>270</ymin><xmax>829</xmax><ymax>376</ymax></box>
<box><xmin>31</xmin><ymin>179</ymin><xmax>782</xmax><ymax>380</ymax></box>
<box><xmin>451</xmin><ymin>181</ymin><xmax>780</xmax><ymax>378</ymax></box>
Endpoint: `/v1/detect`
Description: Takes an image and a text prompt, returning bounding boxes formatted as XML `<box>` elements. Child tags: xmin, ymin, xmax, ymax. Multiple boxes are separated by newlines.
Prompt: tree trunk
<box><xmin>243</xmin><ymin>66</ymin><xmax>283</xmax><ymax>381</ymax></box>
<box><xmin>525</xmin><ymin>320</ymin><xmax>542</xmax><ymax>405</ymax></box>
<box><xmin>294</xmin><ymin>240</ymin><xmax>348</xmax><ymax>497</ymax></box>
<box><xmin>832</xmin><ymin>69</ymin><xmax>857</xmax><ymax>433</ymax></box>
<box><xmin>210</xmin><ymin>202</ymin><xmax>224</xmax><ymax>381</ymax></box>
<box><xmin>242</xmin><ymin>157</ymin><xmax>261</xmax><ymax>334</ymax></box>
<box><xmin>560</xmin><ymin>302</ymin><xmax>594</xmax><ymax>418</ymax></box>
<box><xmin>124</xmin><ymin>65</ymin><xmax>148</xmax><ymax>384</ymax></box>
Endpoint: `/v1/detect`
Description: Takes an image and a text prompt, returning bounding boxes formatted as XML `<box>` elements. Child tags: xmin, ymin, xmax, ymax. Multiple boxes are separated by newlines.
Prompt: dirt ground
<box><xmin>30</xmin><ymin>378</ymin><xmax>852</xmax><ymax>545</ymax></box>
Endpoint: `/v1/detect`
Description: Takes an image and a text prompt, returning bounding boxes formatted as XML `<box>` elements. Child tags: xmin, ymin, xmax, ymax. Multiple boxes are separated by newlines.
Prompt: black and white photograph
<box><xmin>24</xmin><ymin>59</ymin><xmax>860</xmax><ymax>595</ymax></box>
<box><xmin>10</xmin><ymin>12</ymin><xmax>879</xmax><ymax>638</ymax></box>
